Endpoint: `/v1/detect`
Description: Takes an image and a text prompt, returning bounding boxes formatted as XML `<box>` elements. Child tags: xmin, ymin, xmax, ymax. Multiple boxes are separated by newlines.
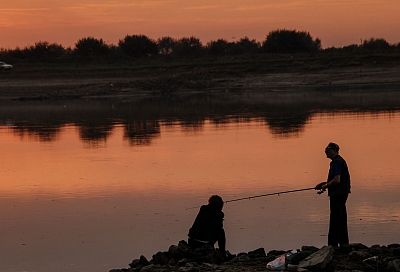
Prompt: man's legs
<box><xmin>328</xmin><ymin>197</ymin><xmax>339</xmax><ymax>247</ymax></box>
<box><xmin>337</xmin><ymin>194</ymin><xmax>349</xmax><ymax>246</ymax></box>
<box><xmin>328</xmin><ymin>195</ymin><xmax>349</xmax><ymax>247</ymax></box>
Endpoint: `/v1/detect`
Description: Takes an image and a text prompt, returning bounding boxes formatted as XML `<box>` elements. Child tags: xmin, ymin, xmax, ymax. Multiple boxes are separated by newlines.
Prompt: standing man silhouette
<box><xmin>315</xmin><ymin>142</ymin><xmax>351</xmax><ymax>247</ymax></box>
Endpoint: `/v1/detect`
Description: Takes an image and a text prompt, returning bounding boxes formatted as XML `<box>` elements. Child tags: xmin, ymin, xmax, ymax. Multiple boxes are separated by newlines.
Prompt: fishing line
<box><xmin>186</xmin><ymin>187</ymin><xmax>316</xmax><ymax>210</ymax></box>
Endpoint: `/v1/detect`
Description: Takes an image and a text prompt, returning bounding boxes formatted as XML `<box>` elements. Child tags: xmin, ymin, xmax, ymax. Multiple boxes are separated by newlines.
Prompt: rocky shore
<box><xmin>110</xmin><ymin>241</ymin><xmax>400</xmax><ymax>272</ymax></box>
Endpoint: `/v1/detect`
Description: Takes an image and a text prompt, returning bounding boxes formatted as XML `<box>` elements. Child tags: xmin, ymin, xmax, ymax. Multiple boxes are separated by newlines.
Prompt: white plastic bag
<box><xmin>266</xmin><ymin>254</ymin><xmax>286</xmax><ymax>270</ymax></box>
<box><xmin>266</xmin><ymin>250</ymin><xmax>298</xmax><ymax>271</ymax></box>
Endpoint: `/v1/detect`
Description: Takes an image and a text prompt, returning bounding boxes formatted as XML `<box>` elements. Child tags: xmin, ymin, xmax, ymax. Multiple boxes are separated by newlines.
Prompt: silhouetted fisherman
<box><xmin>315</xmin><ymin>142</ymin><xmax>351</xmax><ymax>247</ymax></box>
<box><xmin>188</xmin><ymin>195</ymin><xmax>226</xmax><ymax>254</ymax></box>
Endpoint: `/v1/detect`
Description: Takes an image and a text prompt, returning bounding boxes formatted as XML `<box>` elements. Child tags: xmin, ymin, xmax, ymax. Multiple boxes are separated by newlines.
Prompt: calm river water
<box><xmin>0</xmin><ymin>101</ymin><xmax>400</xmax><ymax>272</ymax></box>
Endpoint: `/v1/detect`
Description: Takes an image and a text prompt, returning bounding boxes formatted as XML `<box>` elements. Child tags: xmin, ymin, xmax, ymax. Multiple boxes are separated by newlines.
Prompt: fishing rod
<box><xmin>186</xmin><ymin>187</ymin><xmax>317</xmax><ymax>210</ymax></box>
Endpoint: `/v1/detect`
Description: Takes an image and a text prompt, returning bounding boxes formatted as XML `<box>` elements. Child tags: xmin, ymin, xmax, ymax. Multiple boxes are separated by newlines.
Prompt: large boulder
<box><xmin>298</xmin><ymin>246</ymin><xmax>334</xmax><ymax>270</ymax></box>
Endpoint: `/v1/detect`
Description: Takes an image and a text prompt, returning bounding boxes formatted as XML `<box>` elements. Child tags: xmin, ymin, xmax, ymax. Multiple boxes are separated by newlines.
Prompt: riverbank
<box><xmin>110</xmin><ymin>242</ymin><xmax>400</xmax><ymax>272</ymax></box>
<box><xmin>1</xmin><ymin>53</ymin><xmax>400</xmax><ymax>102</ymax></box>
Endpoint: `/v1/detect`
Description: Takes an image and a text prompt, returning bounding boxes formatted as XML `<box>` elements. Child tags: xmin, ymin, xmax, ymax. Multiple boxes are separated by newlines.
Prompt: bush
<box><xmin>262</xmin><ymin>29</ymin><xmax>321</xmax><ymax>53</ymax></box>
<box><xmin>119</xmin><ymin>35</ymin><xmax>158</xmax><ymax>58</ymax></box>
<box><xmin>75</xmin><ymin>37</ymin><xmax>110</xmax><ymax>58</ymax></box>
<box><xmin>233</xmin><ymin>37</ymin><xmax>260</xmax><ymax>54</ymax></box>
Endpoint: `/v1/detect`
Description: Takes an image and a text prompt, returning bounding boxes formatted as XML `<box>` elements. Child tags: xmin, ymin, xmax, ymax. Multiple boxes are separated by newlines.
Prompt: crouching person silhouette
<box><xmin>188</xmin><ymin>195</ymin><xmax>226</xmax><ymax>256</ymax></box>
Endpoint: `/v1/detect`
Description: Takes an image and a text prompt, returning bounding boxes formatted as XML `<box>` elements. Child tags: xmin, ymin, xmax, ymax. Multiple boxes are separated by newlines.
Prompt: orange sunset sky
<box><xmin>0</xmin><ymin>0</ymin><xmax>399</xmax><ymax>49</ymax></box>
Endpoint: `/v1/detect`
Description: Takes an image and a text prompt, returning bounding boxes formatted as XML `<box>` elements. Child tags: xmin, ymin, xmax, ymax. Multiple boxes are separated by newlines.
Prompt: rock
<box><xmin>297</xmin><ymin>268</ymin><xmax>310</xmax><ymax>272</ymax></box>
<box><xmin>248</xmin><ymin>248</ymin><xmax>266</xmax><ymax>258</ymax></box>
<box><xmin>369</xmin><ymin>245</ymin><xmax>389</xmax><ymax>255</ymax></box>
<box><xmin>289</xmin><ymin>251</ymin><xmax>314</xmax><ymax>265</ymax></box>
<box><xmin>349</xmin><ymin>243</ymin><xmax>369</xmax><ymax>250</ymax></box>
<box><xmin>388</xmin><ymin>244</ymin><xmax>400</xmax><ymax>249</ymax></box>
<box><xmin>178</xmin><ymin>240</ymin><xmax>190</xmax><ymax>254</ymax></box>
<box><xmin>363</xmin><ymin>256</ymin><xmax>379</xmax><ymax>267</ymax></box>
<box><xmin>286</xmin><ymin>264</ymin><xmax>298</xmax><ymax>271</ymax></box>
<box><xmin>178</xmin><ymin>267</ymin><xmax>198</xmax><ymax>272</ymax></box>
<box><xmin>169</xmin><ymin>245</ymin><xmax>183</xmax><ymax>260</ymax></box>
<box><xmin>177</xmin><ymin>258</ymin><xmax>188</xmax><ymax>266</ymax></box>
<box><xmin>152</xmin><ymin>251</ymin><xmax>170</xmax><ymax>265</ymax></box>
<box><xmin>349</xmin><ymin>250</ymin><xmax>371</xmax><ymax>260</ymax></box>
<box><xmin>232</xmin><ymin>253</ymin><xmax>250</xmax><ymax>262</ymax></box>
<box><xmin>169</xmin><ymin>241</ymin><xmax>192</xmax><ymax>261</ymax></box>
<box><xmin>179</xmin><ymin>262</ymin><xmax>199</xmax><ymax>272</ymax></box>
<box><xmin>301</xmin><ymin>246</ymin><xmax>319</xmax><ymax>252</ymax></box>
<box><xmin>191</xmin><ymin>244</ymin><xmax>214</xmax><ymax>258</ymax></box>
<box><xmin>393</xmin><ymin>248</ymin><xmax>400</xmax><ymax>256</ymax></box>
<box><xmin>387</xmin><ymin>259</ymin><xmax>400</xmax><ymax>272</ymax></box>
<box><xmin>298</xmin><ymin>246</ymin><xmax>335</xmax><ymax>270</ymax></box>
<box><xmin>168</xmin><ymin>258</ymin><xmax>177</xmax><ymax>266</ymax></box>
<box><xmin>129</xmin><ymin>255</ymin><xmax>150</xmax><ymax>268</ymax></box>
<box><xmin>267</xmin><ymin>250</ymin><xmax>286</xmax><ymax>257</ymax></box>
<box><xmin>140</xmin><ymin>264</ymin><xmax>155</xmax><ymax>272</ymax></box>
<box><xmin>225</xmin><ymin>250</ymin><xmax>236</xmax><ymax>261</ymax></box>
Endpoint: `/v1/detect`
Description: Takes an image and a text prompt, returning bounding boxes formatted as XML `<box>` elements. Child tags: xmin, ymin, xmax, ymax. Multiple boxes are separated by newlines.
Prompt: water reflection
<box><xmin>78</xmin><ymin>122</ymin><xmax>114</xmax><ymax>143</ymax></box>
<box><xmin>1</xmin><ymin>97</ymin><xmax>400</xmax><ymax>272</ymax></box>
<box><xmin>12</xmin><ymin>123</ymin><xmax>62</xmax><ymax>142</ymax></box>
<box><xmin>124</xmin><ymin>120</ymin><xmax>161</xmax><ymax>146</ymax></box>
<box><xmin>1</xmin><ymin>92</ymin><xmax>400</xmax><ymax>144</ymax></box>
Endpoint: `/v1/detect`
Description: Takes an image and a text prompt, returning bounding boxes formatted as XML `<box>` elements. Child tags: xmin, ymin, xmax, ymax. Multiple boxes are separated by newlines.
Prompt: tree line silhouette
<box><xmin>1</xmin><ymin>29</ymin><xmax>399</xmax><ymax>62</ymax></box>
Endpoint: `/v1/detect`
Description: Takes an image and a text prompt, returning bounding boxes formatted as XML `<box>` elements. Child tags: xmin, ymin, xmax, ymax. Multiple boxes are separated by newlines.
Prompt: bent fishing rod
<box><xmin>186</xmin><ymin>186</ymin><xmax>320</xmax><ymax>210</ymax></box>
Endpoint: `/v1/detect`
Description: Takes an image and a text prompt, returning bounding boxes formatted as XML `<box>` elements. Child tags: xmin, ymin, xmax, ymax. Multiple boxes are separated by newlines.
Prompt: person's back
<box><xmin>189</xmin><ymin>204</ymin><xmax>223</xmax><ymax>242</ymax></box>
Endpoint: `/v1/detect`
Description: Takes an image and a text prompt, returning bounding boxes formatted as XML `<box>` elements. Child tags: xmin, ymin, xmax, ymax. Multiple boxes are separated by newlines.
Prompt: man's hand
<box><xmin>315</xmin><ymin>181</ymin><xmax>327</xmax><ymax>190</ymax></box>
<box><xmin>315</xmin><ymin>181</ymin><xmax>328</xmax><ymax>194</ymax></box>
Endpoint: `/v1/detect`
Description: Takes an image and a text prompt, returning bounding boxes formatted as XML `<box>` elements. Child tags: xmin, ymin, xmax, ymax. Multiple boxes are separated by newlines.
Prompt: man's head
<box><xmin>208</xmin><ymin>195</ymin><xmax>224</xmax><ymax>211</ymax></box>
<box><xmin>325</xmin><ymin>142</ymin><xmax>340</xmax><ymax>159</ymax></box>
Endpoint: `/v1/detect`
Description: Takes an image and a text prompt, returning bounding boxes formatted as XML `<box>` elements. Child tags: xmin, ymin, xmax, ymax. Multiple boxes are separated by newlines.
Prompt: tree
<box><xmin>362</xmin><ymin>38</ymin><xmax>391</xmax><ymax>51</ymax></box>
<box><xmin>207</xmin><ymin>39</ymin><xmax>231</xmax><ymax>56</ymax></box>
<box><xmin>173</xmin><ymin>37</ymin><xmax>203</xmax><ymax>57</ymax></box>
<box><xmin>157</xmin><ymin>36</ymin><xmax>176</xmax><ymax>56</ymax></box>
<box><xmin>119</xmin><ymin>35</ymin><xmax>158</xmax><ymax>57</ymax></box>
<box><xmin>233</xmin><ymin>37</ymin><xmax>260</xmax><ymax>54</ymax></box>
<box><xmin>262</xmin><ymin>29</ymin><xmax>321</xmax><ymax>53</ymax></box>
<box><xmin>25</xmin><ymin>42</ymin><xmax>67</xmax><ymax>60</ymax></box>
<box><xmin>75</xmin><ymin>37</ymin><xmax>110</xmax><ymax>58</ymax></box>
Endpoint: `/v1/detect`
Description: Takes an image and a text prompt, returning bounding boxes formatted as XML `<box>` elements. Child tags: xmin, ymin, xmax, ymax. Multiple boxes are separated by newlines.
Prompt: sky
<box><xmin>0</xmin><ymin>0</ymin><xmax>399</xmax><ymax>48</ymax></box>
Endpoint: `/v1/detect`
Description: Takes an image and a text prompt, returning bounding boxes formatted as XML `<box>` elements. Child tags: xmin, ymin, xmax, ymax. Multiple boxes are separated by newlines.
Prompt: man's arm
<box><xmin>321</xmin><ymin>174</ymin><xmax>340</xmax><ymax>190</ymax></box>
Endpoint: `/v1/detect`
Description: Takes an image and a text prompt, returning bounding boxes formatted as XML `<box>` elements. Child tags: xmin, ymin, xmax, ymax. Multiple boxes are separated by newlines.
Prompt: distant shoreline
<box><xmin>1</xmin><ymin>53</ymin><xmax>400</xmax><ymax>103</ymax></box>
